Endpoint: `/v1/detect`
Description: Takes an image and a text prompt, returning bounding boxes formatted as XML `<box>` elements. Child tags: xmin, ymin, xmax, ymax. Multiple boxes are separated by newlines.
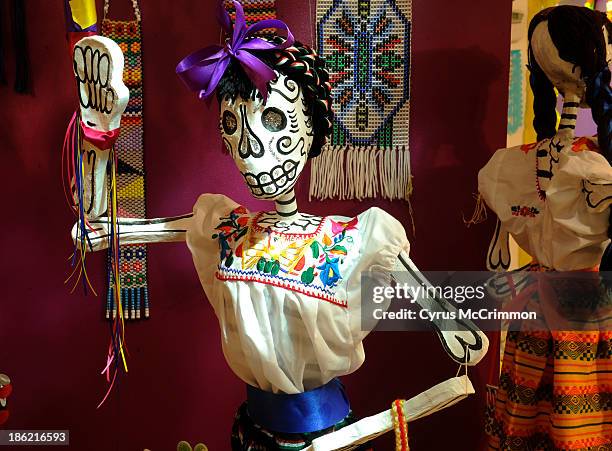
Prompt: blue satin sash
<box><xmin>246</xmin><ymin>378</ymin><xmax>350</xmax><ymax>434</ymax></box>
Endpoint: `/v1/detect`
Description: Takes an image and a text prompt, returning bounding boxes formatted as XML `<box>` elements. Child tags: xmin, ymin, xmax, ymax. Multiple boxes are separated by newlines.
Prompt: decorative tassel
<box><xmin>11</xmin><ymin>0</ymin><xmax>28</xmax><ymax>93</ymax></box>
<box><xmin>463</xmin><ymin>192</ymin><xmax>488</xmax><ymax>227</ymax></box>
<box><xmin>391</xmin><ymin>399</ymin><xmax>409</xmax><ymax>451</ymax></box>
<box><xmin>309</xmin><ymin>145</ymin><xmax>412</xmax><ymax>201</ymax></box>
<box><xmin>106</xmin><ymin>285</ymin><xmax>150</xmax><ymax>320</ymax></box>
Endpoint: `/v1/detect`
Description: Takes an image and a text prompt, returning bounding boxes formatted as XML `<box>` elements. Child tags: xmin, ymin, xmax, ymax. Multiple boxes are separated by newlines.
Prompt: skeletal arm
<box><xmin>392</xmin><ymin>250</ymin><xmax>489</xmax><ymax>366</ymax></box>
<box><xmin>73</xmin><ymin>214</ymin><xmax>193</xmax><ymax>252</ymax></box>
<box><xmin>76</xmin><ymin>143</ymin><xmax>110</xmax><ymax>219</ymax></box>
<box><xmin>486</xmin><ymin>218</ymin><xmax>511</xmax><ymax>271</ymax></box>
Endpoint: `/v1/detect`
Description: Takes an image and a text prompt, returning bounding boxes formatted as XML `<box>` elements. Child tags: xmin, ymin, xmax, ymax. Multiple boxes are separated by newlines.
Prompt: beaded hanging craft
<box><xmin>101</xmin><ymin>0</ymin><xmax>149</xmax><ymax>320</ymax></box>
<box><xmin>224</xmin><ymin>0</ymin><xmax>276</xmax><ymax>24</ymax></box>
<box><xmin>223</xmin><ymin>0</ymin><xmax>278</xmax><ymax>40</ymax></box>
<box><xmin>311</xmin><ymin>0</ymin><xmax>413</xmax><ymax>201</ymax></box>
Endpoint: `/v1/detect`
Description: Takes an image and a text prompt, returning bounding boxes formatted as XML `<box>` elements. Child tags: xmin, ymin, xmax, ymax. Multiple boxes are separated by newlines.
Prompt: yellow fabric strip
<box><xmin>69</xmin><ymin>0</ymin><xmax>97</xmax><ymax>30</ymax></box>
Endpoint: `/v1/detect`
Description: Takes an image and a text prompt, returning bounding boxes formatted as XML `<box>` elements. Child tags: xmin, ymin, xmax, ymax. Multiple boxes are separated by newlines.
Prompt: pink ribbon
<box><xmin>80</xmin><ymin>121</ymin><xmax>120</xmax><ymax>150</ymax></box>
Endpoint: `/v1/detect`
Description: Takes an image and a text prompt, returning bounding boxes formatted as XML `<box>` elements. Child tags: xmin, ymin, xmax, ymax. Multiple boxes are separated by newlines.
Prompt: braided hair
<box><xmin>527</xmin><ymin>8</ymin><xmax>558</xmax><ymax>142</ymax></box>
<box><xmin>217</xmin><ymin>38</ymin><xmax>333</xmax><ymax>158</ymax></box>
<box><xmin>529</xmin><ymin>6</ymin><xmax>612</xmax><ymax>152</ymax></box>
<box><xmin>528</xmin><ymin>6</ymin><xmax>612</xmax><ymax>269</ymax></box>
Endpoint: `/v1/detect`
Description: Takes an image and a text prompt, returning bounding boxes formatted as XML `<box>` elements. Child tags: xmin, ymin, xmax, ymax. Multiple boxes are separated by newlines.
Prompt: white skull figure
<box><xmin>72</xmin><ymin>35</ymin><xmax>129</xmax><ymax>218</ymax></box>
<box><xmin>219</xmin><ymin>74</ymin><xmax>314</xmax><ymax>200</ymax></box>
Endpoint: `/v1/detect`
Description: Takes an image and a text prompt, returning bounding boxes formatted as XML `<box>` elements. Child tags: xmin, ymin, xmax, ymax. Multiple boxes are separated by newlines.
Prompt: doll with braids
<box><xmin>479</xmin><ymin>6</ymin><xmax>612</xmax><ymax>450</ymax></box>
<box><xmin>73</xmin><ymin>1</ymin><xmax>488</xmax><ymax>448</ymax></box>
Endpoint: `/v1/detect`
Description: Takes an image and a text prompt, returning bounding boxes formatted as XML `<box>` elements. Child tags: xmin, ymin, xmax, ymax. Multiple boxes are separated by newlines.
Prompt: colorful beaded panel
<box><xmin>311</xmin><ymin>0</ymin><xmax>413</xmax><ymax>201</ymax></box>
<box><xmin>101</xmin><ymin>18</ymin><xmax>149</xmax><ymax>320</ymax></box>
<box><xmin>212</xmin><ymin>206</ymin><xmax>359</xmax><ymax>307</ymax></box>
<box><xmin>224</xmin><ymin>0</ymin><xmax>277</xmax><ymax>36</ymax></box>
<box><xmin>317</xmin><ymin>0</ymin><xmax>411</xmax><ymax>148</ymax></box>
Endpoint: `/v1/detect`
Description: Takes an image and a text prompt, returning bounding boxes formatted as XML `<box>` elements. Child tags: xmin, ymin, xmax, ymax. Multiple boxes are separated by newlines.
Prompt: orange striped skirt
<box><xmin>487</xmin><ymin>277</ymin><xmax>612</xmax><ymax>450</ymax></box>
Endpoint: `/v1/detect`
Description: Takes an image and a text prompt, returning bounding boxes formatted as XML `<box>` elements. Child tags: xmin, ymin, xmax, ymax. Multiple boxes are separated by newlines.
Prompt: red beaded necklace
<box><xmin>535</xmin><ymin>145</ymin><xmax>546</xmax><ymax>201</ymax></box>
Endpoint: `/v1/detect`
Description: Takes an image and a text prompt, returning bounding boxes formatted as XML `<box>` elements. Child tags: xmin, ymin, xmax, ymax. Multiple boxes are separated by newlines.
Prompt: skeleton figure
<box><xmin>481</xmin><ymin>7</ymin><xmax>612</xmax><ymax>272</ymax></box>
<box><xmin>478</xmin><ymin>6</ymin><xmax>612</xmax><ymax>450</ymax></box>
<box><xmin>71</xmin><ymin>2</ymin><xmax>488</xmax><ymax>449</ymax></box>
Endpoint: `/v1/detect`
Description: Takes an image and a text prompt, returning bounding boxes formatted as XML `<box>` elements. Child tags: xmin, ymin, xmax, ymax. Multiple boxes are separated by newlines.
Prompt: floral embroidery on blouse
<box><xmin>212</xmin><ymin>207</ymin><xmax>359</xmax><ymax>306</ymax></box>
<box><xmin>571</xmin><ymin>136</ymin><xmax>599</xmax><ymax>153</ymax></box>
<box><xmin>519</xmin><ymin>137</ymin><xmax>599</xmax><ymax>155</ymax></box>
<box><xmin>520</xmin><ymin>142</ymin><xmax>538</xmax><ymax>154</ymax></box>
<box><xmin>511</xmin><ymin>205</ymin><xmax>540</xmax><ymax>217</ymax></box>
<box><xmin>212</xmin><ymin>206</ymin><xmax>250</xmax><ymax>267</ymax></box>
<box><xmin>305</xmin><ymin>217</ymin><xmax>358</xmax><ymax>288</ymax></box>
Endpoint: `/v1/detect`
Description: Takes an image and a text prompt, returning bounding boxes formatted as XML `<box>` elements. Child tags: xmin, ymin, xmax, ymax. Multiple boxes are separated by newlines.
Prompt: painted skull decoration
<box><xmin>174</xmin><ymin>2</ymin><xmax>332</xmax><ymax>201</ymax></box>
<box><xmin>220</xmin><ymin>73</ymin><xmax>314</xmax><ymax>200</ymax></box>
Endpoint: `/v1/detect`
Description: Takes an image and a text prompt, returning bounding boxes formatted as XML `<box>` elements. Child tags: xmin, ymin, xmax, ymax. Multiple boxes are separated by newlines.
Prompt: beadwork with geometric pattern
<box><xmin>311</xmin><ymin>0</ymin><xmax>413</xmax><ymax>201</ymax></box>
<box><xmin>224</xmin><ymin>0</ymin><xmax>277</xmax><ymax>25</ymax></box>
<box><xmin>101</xmin><ymin>0</ymin><xmax>149</xmax><ymax>320</ymax></box>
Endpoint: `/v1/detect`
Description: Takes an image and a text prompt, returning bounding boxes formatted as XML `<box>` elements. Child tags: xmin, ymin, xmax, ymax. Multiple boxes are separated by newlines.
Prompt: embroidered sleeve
<box><xmin>186</xmin><ymin>194</ymin><xmax>241</xmax><ymax>291</ymax></box>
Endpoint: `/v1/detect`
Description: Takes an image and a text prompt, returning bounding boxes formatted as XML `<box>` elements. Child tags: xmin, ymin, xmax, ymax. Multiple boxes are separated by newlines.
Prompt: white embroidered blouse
<box><xmin>186</xmin><ymin>193</ymin><xmax>410</xmax><ymax>394</ymax></box>
<box><xmin>478</xmin><ymin>137</ymin><xmax>612</xmax><ymax>271</ymax></box>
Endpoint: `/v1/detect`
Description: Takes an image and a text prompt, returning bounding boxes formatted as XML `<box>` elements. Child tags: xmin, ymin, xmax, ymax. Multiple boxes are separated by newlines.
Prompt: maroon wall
<box><xmin>0</xmin><ymin>0</ymin><xmax>510</xmax><ymax>449</ymax></box>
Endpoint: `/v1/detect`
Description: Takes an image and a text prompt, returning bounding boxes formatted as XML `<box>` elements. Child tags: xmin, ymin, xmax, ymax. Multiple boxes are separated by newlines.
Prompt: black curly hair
<box><xmin>216</xmin><ymin>38</ymin><xmax>333</xmax><ymax>158</ymax></box>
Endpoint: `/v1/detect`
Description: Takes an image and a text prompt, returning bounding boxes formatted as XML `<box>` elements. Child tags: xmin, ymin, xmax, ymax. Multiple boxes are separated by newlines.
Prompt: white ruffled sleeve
<box><xmin>556</xmin><ymin>150</ymin><xmax>612</xmax><ymax>213</ymax></box>
<box><xmin>347</xmin><ymin>207</ymin><xmax>411</xmax><ymax>344</ymax></box>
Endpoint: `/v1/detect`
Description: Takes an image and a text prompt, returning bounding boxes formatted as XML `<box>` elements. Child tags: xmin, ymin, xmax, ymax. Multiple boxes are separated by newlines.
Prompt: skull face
<box><xmin>220</xmin><ymin>74</ymin><xmax>314</xmax><ymax>199</ymax></box>
<box><xmin>73</xmin><ymin>35</ymin><xmax>129</xmax><ymax>132</ymax></box>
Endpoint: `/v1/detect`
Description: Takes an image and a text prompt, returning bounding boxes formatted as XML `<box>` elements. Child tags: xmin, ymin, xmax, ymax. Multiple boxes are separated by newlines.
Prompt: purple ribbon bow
<box><xmin>176</xmin><ymin>0</ymin><xmax>294</xmax><ymax>102</ymax></box>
